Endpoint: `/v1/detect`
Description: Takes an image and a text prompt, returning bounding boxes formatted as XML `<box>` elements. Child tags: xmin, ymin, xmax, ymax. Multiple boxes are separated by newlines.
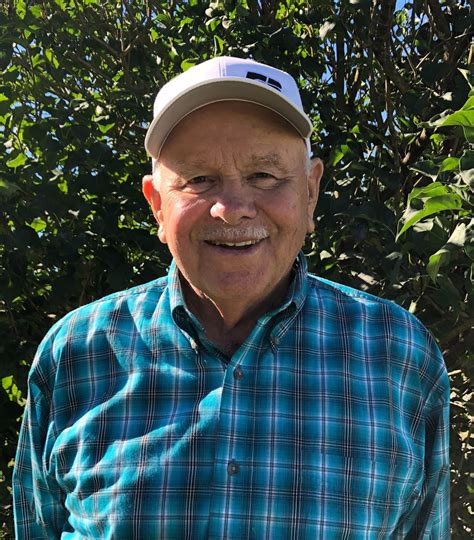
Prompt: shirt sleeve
<box><xmin>13</xmin><ymin>335</ymin><xmax>69</xmax><ymax>539</ymax></box>
<box><xmin>400</xmin><ymin>334</ymin><xmax>450</xmax><ymax>539</ymax></box>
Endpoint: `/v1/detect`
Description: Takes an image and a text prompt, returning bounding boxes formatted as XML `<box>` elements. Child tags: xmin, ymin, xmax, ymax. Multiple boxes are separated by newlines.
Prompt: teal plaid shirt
<box><xmin>13</xmin><ymin>253</ymin><xmax>450</xmax><ymax>539</ymax></box>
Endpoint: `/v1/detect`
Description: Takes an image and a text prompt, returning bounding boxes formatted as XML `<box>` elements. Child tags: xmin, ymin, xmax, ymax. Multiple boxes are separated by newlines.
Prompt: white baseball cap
<box><xmin>144</xmin><ymin>56</ymin><xmax>313</xmax><ymax>159</ymax></box>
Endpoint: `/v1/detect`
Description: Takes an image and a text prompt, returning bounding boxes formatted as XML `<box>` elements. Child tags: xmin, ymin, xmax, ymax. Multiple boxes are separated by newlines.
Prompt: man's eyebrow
<box><xmin>248</xmin><ymin>153</ymin><xmax>285</xmax><ymax>168</ymax></box>
<box><xmin>167</xmin><ymin>158</ymin><xmax>209</xmax><ymax>174</ymax></box>
<box><xmin>165</xmin><ymin>153</ymin><xmax>288</xmax><ymax>175</ymax></box>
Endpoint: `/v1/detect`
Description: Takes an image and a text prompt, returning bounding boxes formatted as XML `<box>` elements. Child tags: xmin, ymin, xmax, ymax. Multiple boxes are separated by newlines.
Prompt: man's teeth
<box><xmin>211</xmin><ymin>239</ymin><xmax>261</xmax><ymax>247</ymax></box>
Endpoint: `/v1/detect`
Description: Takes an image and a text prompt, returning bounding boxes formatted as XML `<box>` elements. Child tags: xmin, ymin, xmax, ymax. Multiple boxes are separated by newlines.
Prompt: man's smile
<box><xmin>205</xmin><ymin>237</ymin><xmax>266</xmax><ymax>247</ymax></box>
<box><xmin>204</xmin><ymin>237</ymin><xmax>268</xmax><ymax>251</ymax></box>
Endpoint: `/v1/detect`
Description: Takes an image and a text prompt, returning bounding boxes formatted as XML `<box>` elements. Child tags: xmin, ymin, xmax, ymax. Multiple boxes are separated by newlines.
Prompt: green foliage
<box><xmin>0</xmin><ymin>0</ymin><xmax>472</xmax><ymax>536</ymax></box>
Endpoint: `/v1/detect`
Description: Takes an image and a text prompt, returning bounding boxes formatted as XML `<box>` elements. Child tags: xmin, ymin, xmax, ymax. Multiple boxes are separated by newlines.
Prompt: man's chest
<box><xmin>49</xmin><ymin>338</ymin><xmax>424</xmax><ymax>538</ymax></box>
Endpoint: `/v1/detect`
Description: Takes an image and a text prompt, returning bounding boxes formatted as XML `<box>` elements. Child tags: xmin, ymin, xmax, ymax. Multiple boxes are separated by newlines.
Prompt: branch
<box><xmin>247</xmin><ymin>0</ymin><xmax>259</xmax><ymax>18</ymax></box>
<box><xmin>5</xmin><ymin>303</ymin><xmax>20</xmax><ymax>340</ymax></box>
<box><xmin>367</xmin><ymin>49</ymin><xmax>387</xmax><ymax>134</ymax></box>
<box><xmin>426</xmin><ymin>0</ymin><xmax>451</xmax><ymax>41</ymax></box>
<box><xmin>449</xmin><ymin>33</ymin><xmax>472</xmax><ymax>69</ymax></box>
<box><xmin>91</xmin><ymin>34</ymin><xmax>120</xmax><ymax>59</ymax></box>
<box><xmin>370</xmin><ymin>0</ymin><xmax>410</xmax><ymax>94</ymax></box>
<box><xmin>335</xmin><ymin>27</ymin><xmax>346</xmax><ymax>109</ymax></box>
<box><xmin>347</xmin><ymin>65</ymin><xmax>362</xmax><ymax>108</ymax></box>
<box><xmin>384</xmin><ymin>79</ymin><xmax>401</xmax><ymax>170</ymax></box>
<box><xmin>64</xmin><ymin>51</ymin><xmax>108</xmax><ymax>81</ymax></box>
<box><xmin>442</xmin><ymin>321</ymin><xmax>473</xmax><ymax>349</ymax></box>
<box><xmin>261</xmin><ymin>0</ymin><xmax>278</xmax><ymax>25</ymax></box>
<box><xmin>401</xmin><ymin>128</ymin><xmax>429</xmax><ymax>166</ymax></box>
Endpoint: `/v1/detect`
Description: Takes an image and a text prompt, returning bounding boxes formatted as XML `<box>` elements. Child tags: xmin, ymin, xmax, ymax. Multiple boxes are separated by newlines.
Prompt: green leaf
<box><xmin>29</xmin><ymin>4</ymin><xmax>42</xmax><ymax>17</ymax></box>
<box><xmin>2</xmin><ymin>376</ymin><xmax>13</xmax><ymax>391</ymax></box>
<box><xmin>45</xmin><ymin>49</ymin><xmax>60</xmax><ymax>69</ymax></box>
<box><xmin>424</xmin><ymin>96</ymin><xmax>474</xmax><ymax>136</ymax></box>
<box><xmin>6</xmin><ymin>153</ymin><xmax>28</xmax><ymax>168</ymax></box>
<box><xmin>409</xmin><ymin>159</ymin><xmax>438</xmax><ymax>179</ymax></box>
<box><xmin>461</xmin><ymin>96</ymin><xmax>474</xmax><ymax>111</ymax></box>
<box><xmin>458</xmin><ymin>169</ymin><xmax>474</xmax><ymax>188</ymax></box>
<box><xmin>459</xmin><ymin>151</ymin><xmax>474</xmax><ymax>187</ymax></box>
<box><xmin>427</xmin><ymin>223</ymin><xmax>466</xmax><ymax>283</ymax></box>
<box><xmin>439</xmin><ymin>157</ymin><xmax>459</xmax><ymax>173</ymax></box>
<box><xmin>0</xmin><ymin>43</ymin><xmax>13</xmax><ymax>71</ymax></box>
<box><xmin>462</xmin><ymin>126</ymin><xmax>474</xmax><ymax>143</ymax></box>
<box><xmin>0</xmin><ymin>178</ymin><xmax>21</xmax><ymax>199</ymax></box>
<box><xmin>331</xmin><ymin>144</ymin><xmax>350</xmax><ymax>166</ymax></box>
<box><xmin>421</xmin><ymin>62</ymin><xmax>450</xmax><ymax>86</ymax></box>
<box><xmin>15</xmin><ymin>0</ymin><xmax>26</xmax><ymax>18</ymax></box>
<box><xmin>397</xmin><ymin>183</ymin><xmax>463</xmax><ymax>239</ymax></box>
<box><xmin>439</xmin><ymin>110</ymin><xmax>474</xmax><ymax>129</ymax></box>
<box><xmin>466</xmin><ymin>240</ymin><xmax>474</xmax><ymax>261</ymax></box>
<box><xmin>429</xmin><ymin>133</ymin><xmax>445</xmax><ymax>145</ymax></box>
<box><xmin>424</xmin><ymin>96</ymin><xmax>474</xmax><ymax>144</ymax></box>
<box><xmin>213</xmin><ymin>35</ymin><xmax>224</xmax><ymax>54</ymax></box>
<box><xmin>180</xmin><ymin>59</ymin><xmax>196</xmax><ymax>71</ymax></box>
<box><xmin>31</xmin><ymin>53</ymin><xmax>44</xmax><ymax>68</ymax></box>
<box><xmin>98</xmin><ymin>122</ymin><xmax>115</xmax><ymax>134</ymax></box>
<box><xmin>29</xmin><ymin>217</ymin><xmax>47</xmax><ymax>232</ymax></box>
<box><xmin>459</xmin><ymin>150</ymin><xmax>474</xmax><ymax>171</ymax></box>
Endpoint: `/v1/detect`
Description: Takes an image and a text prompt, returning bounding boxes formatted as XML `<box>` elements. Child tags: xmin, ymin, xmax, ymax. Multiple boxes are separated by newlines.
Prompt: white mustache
<box><xmin>200</xmin><ymin>227</ymin><xmax>269</xmax><ymax>242</ymax></box>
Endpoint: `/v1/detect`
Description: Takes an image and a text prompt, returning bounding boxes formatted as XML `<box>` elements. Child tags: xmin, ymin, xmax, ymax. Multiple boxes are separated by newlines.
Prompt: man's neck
<box><xmin>181</xmin><ymin>274</ymin><xmax>291</xmax><ymax>355</ymax></box>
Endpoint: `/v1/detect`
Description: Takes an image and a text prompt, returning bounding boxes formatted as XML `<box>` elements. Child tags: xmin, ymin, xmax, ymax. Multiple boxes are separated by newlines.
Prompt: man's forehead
<box><xmin>157</xmin><ymin>150</ymin><xmax>298</xmax><ymax>174</ymax></box>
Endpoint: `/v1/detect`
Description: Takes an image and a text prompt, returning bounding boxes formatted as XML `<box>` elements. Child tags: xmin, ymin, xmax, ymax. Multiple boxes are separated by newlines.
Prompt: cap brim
<box><xmin>145</xmin><ymin>78</ymin><xmax>312</xmax><ymax>159</ymax></box>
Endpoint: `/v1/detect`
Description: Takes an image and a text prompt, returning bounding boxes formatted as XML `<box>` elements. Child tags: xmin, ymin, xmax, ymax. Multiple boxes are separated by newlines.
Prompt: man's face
<box><xmin>143</xmin><ymin>101</ymin><xmax>322</xmax><ymax>309</ymax></box>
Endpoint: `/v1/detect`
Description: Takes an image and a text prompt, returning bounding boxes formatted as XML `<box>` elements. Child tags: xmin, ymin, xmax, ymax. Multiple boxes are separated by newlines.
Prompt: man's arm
<box><xmin>13</xmin><ymin>343</ymin><xmax>68</xmax><ymax>538</ymax></box>
<box><xmin>399</xmin><ymin>336</ymin><xmax>450</xmax><ymax>539</ymax></box>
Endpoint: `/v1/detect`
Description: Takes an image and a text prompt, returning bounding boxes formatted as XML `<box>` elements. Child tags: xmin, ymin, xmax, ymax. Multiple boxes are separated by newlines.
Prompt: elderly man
<box><xmin>13</xmin><ymin>57</ymin><xmax>449</xmax><ymax>538</ymax></box>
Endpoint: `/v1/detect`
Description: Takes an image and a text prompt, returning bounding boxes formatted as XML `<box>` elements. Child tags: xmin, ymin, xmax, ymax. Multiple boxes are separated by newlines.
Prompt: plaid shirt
<box><xmin>13</xmin><ymin>253</ymin><xmax>449</xmax><ymax>539</ymax></box>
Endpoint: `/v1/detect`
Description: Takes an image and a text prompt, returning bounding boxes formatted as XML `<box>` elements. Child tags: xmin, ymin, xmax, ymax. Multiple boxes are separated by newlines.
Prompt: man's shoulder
<box><xmin>303</xmin><ymin>272</ymin><xmax>441</xmax><ymax>356</ymax></box>
<box><xmin>39</xmin><ymin>276</ymin><xmax>169</xmax><ymax>350</ymax></box>
<box><xmin>27</xmin><ymin>275</ymin><xmax>174</xmax><ymax>392</ymax></box>
<box><xmin>306</xmin><ymin>272</ymin><xmax>415</xmax><ymax>320</ymax></box>
<box><xmin>304</xmin><ymin>272</ymin><xmax>448</xmax><ymax>399</ymax></box>
<box><xmin>66</xmin><ymin>275</ymin><xmax>167</xmax><ymax>319</ymax></box>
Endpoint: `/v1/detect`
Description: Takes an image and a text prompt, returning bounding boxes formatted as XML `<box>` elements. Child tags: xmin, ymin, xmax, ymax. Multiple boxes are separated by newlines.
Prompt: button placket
<box><xmin>233</xmin><ymin>365</ymin><xmax>244</xmax><ymax>380</ymax></box>
<box><xmin>227</xmin><ymin>459</ymin><xmax>240</xmax><ymax>475</ymax></box>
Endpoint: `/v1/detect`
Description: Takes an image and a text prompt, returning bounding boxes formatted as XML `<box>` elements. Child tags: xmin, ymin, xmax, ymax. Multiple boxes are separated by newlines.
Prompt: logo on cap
<box><xmin>246</xmin><ymin>71</ymin><xmax>282</xmax><ymax>92</ymax></box>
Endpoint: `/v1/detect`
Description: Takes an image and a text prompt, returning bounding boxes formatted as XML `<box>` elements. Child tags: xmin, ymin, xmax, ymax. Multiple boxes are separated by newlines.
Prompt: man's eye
<box><xmin>183</xmin><ymin>176</ymin><xmax>214</xmax><ymax>192</ymax></box>
<box><xmin>249</xmin><ymin>172</ymin><xmax>280</xmax><ymax>188</ymax></box>
<box><xmin>189</xmin><ymin>176</ymin><xmax>208</xmax><ymax>184</ymax></box>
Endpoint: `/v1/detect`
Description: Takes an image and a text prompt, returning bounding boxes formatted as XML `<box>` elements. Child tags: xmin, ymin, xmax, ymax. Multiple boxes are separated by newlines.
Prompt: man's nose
<box><xmin>210</xmin><ymin>184</ymin><xmax>257</xmax><ymax>225</ymax></box>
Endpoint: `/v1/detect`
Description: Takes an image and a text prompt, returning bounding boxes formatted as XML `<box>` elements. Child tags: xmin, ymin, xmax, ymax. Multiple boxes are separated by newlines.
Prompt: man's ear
<box><xmin>306</xmin><ymin>158</ymin><xmax>324</xmax><ymax>234</ymax></box>
<box><xmin>142</xmin><ymin>174</ymin><xmax>167</xmax><ymax>244</ymax></box>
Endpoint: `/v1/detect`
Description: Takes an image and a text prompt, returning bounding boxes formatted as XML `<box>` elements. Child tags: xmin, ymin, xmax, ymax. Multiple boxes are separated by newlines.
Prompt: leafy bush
<box><xmin>0</xmin><ymin>0</ymin><xmax>472</xmax><ymax>536</ymax></box>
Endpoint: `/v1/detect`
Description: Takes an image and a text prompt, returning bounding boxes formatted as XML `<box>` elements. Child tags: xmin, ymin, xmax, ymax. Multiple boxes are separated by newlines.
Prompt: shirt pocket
<box><xmin>301</xmin><ymin>451</ymin><xmax>422</xmax><ymax>537</ymax></box>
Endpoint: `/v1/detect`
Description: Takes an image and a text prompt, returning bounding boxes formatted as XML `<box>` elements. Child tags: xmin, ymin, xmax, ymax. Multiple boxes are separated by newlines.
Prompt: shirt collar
<box><xmin>168</xmin><ymin>251</ymin><xmax>308</xmax><ymax>336</ymax></box>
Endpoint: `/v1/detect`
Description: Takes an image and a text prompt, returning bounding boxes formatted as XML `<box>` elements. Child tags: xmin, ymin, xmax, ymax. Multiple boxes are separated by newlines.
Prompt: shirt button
<box><xmin>233</xmin><ymin>366</ymin><xmax>244</xmax><ymax>380</ymax></box>
<box><xmin>227</xmin><ymin>460</ymin><xmax>240</xmax><ymax>475</ymax></box>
